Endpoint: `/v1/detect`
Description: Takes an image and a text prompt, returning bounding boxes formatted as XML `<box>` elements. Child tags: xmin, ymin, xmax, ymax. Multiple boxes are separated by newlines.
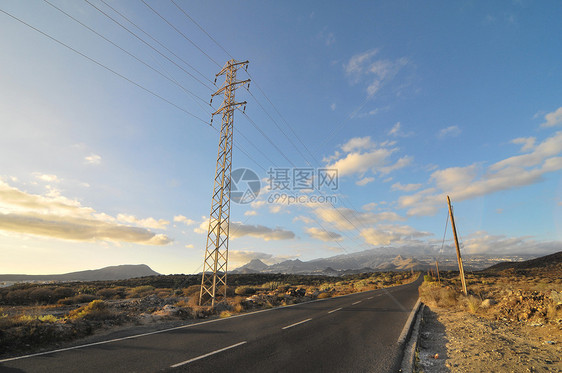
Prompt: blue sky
<box><xmin>1</xmin><ymin>0</ymin><xmax>561</xmax><ymax>275</ymax></box>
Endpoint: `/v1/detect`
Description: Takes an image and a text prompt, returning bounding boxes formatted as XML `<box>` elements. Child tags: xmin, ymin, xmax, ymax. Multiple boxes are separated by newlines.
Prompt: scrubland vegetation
<box><xmin>419</xmin><ymin>266</ymin><xmax>562</xmax><ymax>325</ymax></box>
<box><xmin>0</xmin><ymin>271</ymin><xmax>417</xmax><ymax>355</ymax></box>
<box><xmin>416</xmin><ymin>258</ymin><xmax>562</xmax><ymax>372</ymax></box>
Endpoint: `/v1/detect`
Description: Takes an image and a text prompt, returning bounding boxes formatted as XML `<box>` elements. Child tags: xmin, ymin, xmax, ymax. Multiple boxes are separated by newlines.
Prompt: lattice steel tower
<box><xmin>199</xmin><ymin>60</ymin><xmax>249</xmax><ymax>307</ymax></box>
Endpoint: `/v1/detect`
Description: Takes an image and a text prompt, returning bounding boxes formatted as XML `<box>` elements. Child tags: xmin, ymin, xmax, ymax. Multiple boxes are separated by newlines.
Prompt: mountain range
<box><xmin>231</xmin><ymin>250</ymin><xmax>438</xmax><ymax>275</ymax></box>
<box><xmin>230</xmin><ymin>247</ymin><xmax>547</xmax><ymax>275</ymax></box>
<box><xmin>0</xmin><ymin>264</ymin><xmax>160</xmax><ymax>282</ymax></box>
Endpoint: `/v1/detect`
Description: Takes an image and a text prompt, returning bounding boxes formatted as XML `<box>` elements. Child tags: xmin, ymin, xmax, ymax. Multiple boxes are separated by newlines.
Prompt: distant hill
<box><xmin>232</xmin><ymin>259</ymin><xmax>269</xmax><ymax>274</ymax></box>
<box><xmin>232</xmin><ymin>252</ymin><xmax>435</xmax><ymax>275</ymax></box>
<box><xmin>0</xmin><ymin>264</ymin><xmax>160</xmax><ymax>282</ymax></box>
<box><xmin>483</xmin><ymin>251</ymin><xmax>561</xmax><ymax>272</ymax></box>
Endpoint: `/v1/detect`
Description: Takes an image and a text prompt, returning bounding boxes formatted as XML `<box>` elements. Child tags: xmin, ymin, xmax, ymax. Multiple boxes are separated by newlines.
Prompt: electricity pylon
<box><xmin>199</xmin><ymin>59</ymin><xmax>250</xmax><ymax>307</ymax></box>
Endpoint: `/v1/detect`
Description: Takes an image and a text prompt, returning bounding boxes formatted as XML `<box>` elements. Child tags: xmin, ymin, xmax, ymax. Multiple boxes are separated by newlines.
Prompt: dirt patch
<box><xmin>417</xmin><ymin>306</ymin><xmax>562</xmax><ymax>373</ymax></box>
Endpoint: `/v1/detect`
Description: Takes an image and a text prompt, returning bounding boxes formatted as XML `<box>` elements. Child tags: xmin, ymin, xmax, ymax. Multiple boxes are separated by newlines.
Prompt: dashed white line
<box><xmin>328</xmin><ymin>307</ymin><xmax>343</xmax><ymax>314</ymax></box>
<box><xmin>170</xmin><ymin>341</ymin><xmax>247</xmax><ymax>368</ymax></box>
<box><xmin>282</xmin><ymin>318</ymin><xmax>312</xmax><ymax>330</ymax></box>
<box><xmin>352</xmin><ymin>300</ymin><xmax>362</xmax><ymax>305</ymax></box>
<box><xmin>367</xmin><ymin>297</ymin><xmax>374</xmax><ymax>300</ymax></box>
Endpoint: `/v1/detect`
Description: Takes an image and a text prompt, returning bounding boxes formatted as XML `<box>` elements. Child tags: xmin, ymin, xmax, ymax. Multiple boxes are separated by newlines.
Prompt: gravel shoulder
<box><xmin>417</xmin><ymin>306</ymin><xmax>562</xmax><ymax>373</ymax></box>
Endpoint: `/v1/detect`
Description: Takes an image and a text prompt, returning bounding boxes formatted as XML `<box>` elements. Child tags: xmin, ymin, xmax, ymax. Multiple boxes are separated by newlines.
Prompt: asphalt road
<box><xmin>0</xmin><ymin>276</ymin><xmax>422</xmax><ymax>373</ymax></box>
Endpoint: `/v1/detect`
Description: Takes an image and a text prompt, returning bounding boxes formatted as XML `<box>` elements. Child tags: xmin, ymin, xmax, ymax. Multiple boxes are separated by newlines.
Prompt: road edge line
<box><xmin>399</xmin><ymin>303</ymin><xmax>425</xmax><ymax>372</ymax></box>
<box><xmin>397</xmin><ymin>297</ymin><xmax>421</xmax><ymax>346</ymax></box>
<box><xmin>0</xmin><ymin>275</ymin><xmax>422</xmax><ymax>363</ymax></box>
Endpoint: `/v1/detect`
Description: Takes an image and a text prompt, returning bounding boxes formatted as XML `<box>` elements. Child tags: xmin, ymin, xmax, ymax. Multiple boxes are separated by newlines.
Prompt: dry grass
<box><xmin>419</xmin><ymin>282</ymin><xmax>459</xmax><ymax>308</ymax></box>
<box><xmin>67</xmin><ymin>300</ymin><xmax>115</xmax><ymax>321</ymax></box>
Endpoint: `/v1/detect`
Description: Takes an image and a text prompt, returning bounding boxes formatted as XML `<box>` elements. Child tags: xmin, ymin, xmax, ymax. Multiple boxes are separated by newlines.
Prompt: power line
<box><xmin>170</xmin><ymin>0</ymin><xmax>235</xmax><ymax>60</ymax></box>
<box><xmin>0</xmin><ymin>7</ymin><xmax>208</xmax><ymax>125</ymax></box>
<box><xmin>140</xmin><ymin>0</ymin><xmax>221</xmax><ymax>68</ymax></box>
<box><xmin>42</xmin><ymin>0</ymin><xmax>209</xmax><ymax>107</ymax></box>
<box><xmin>83</xmin><ymin>0</ymin><xmax>214</xmax><ymax>91</ymax></box>
<box><xmin>98</xmin><ymin>0</ymin><xmax>213</xmax><ymax>86</ymax></box>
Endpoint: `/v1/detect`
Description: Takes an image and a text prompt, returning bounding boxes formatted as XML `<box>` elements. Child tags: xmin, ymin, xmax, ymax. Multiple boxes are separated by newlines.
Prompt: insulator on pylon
<box><xmin>243</xmin><ymin>105</ymin><xmax>246</xmax><ymax>113</ymax></box>
<box><xmin>210</xmin><ymin>98</ymin><xmax>213</xmax><ymax>104</ymax></box>
<box><xmin>247</xmin><ymin>83</ymin><xmax>251</xmax><ymax>90</ymax></box>
<box><xmin>214</xmin><ymin>77</ymin><xmax>217</xmax><ymax>84</ymax></box>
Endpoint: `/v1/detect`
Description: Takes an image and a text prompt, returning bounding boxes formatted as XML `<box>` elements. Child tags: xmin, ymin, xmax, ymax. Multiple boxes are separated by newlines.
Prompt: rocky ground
<box><xmin>416</xmin><ymin>270</ymin><xmax>562</xmax><ymax>373</ymax></box>
<box><xmin>418</xmin><ymin>306</ymin><xmax>561</xmax><ymax>372</ymax></box>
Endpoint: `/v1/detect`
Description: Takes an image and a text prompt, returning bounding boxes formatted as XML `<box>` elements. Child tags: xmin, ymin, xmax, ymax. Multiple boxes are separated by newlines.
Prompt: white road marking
<box><xmin>0</xmin><ymin>277</ymin><xmax>421</xmax><ymax>363</ymax></box>
<box><xmin>328</xmin><ymin>307</ymin><xmax>343</xmax><ymax>314</ymax></box>
<box><xmin>397</xmin><ymin>298</ymin><xmax>421</xmax><ymax>345</ymax></box>
<box><xmin>170</xmin><ymin>341</ymin><xmax>247</xmax><ymax>368</ymax></box>
<box><xmin>352</xmin><ymin>300</ymin><xmax>362</xmax><ymax>305</ymax></box>
<box><xmin>367</xmin><ymin>297</ymin><xmax>374</xmax><ymax>300</ymax></box>
<box><xmin>282</xmin><ymin>318</ymin><xmax>312</xmax><ymax>330</ymax></box>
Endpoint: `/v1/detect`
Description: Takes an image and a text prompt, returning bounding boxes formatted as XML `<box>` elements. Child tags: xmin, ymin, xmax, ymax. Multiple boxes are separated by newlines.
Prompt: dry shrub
<box><xmin>220</xmin><ymin>311</ymin><xmax>232</xmax><ymax>318</ymax></box>
<box><xmin>175</xmin><ymin>299</ymin><xmax>190</xmax><ymax>308</ymax></box>
<box><xmin>419</xmin><ymin>282</ymin><xmax>459</xmax><ymax>308</ymax></box>
<box><xmin>58</xmin><ymin>294</ymin><xmax>97</xmax><ymax>305</ymax></box>
<box><xmin>465</xmin><ymin>295</ymin><xmax>480</xmax><ymax>314</ymax></box>
<box><xmin>182</xmin><ymin>285</ymin><xmax>201</xmax><ymax>297</ymax></box>
<box><xmin>317</xmin><ymin>292</ymin><xmax>332</xmax><ymax>299</ymax></box>
<box><xmin>229</xmin><ymin>296</ymin><xmax>245</xmax><ymax>313</ymax></box>
<box><xmin>68</xmin><ymin>300</ymin><xmax>114</xmax><ymax>321</ymax></box>
<box><xmin>235</xmin><ymin>286</ymin><xmax>255</xmax><ymax>296</ymax></box>
<box><xmin>128</xmin><ymin>285</ymin><xmax>156</xmax><ymax>298</ymax></box>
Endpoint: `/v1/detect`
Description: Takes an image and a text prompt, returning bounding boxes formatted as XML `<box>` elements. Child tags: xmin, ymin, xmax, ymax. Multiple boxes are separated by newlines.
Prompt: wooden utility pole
<box><xmin>447</xmin><ymin>195</ymin><xmax>468</xmax><ymax>296</ymax></box>
<box><xmin>435</xmin><ymin>259</ymin><xmax>441</xmax><ymax>284</ymax></box>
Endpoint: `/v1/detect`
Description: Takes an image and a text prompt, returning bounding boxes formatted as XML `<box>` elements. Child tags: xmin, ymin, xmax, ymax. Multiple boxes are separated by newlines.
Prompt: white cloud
<box><xmin>360</xmin><ymin>224</ymin><xmax>432</xmax><ymax>246</ymax></box>
<box><xmin>388</xmin><ymin>122</ymin><xmax>414</xmax><ymax>137</ymax></box>
<box><xmin>173</xmin><ymin>215</ymin><xmax>196</xmax><ymax>226</ymax></box>
<box><xmin>0</xmin><ymin>179</ymin><xmax>171</xmax><ymax>245</ymax></box>
<box><xmin>305</xmin><ymin>227</ymin><xmax>343</xmax><ymax>242</ymax></box>
<box><xmin>117</xmin><ymin>214</ymin><xmax>169</xmax><ymax>230</ymax></box>
<box><xmin>541</xmin><ymin>107</ymin><xmax>562</xmax><ymax>128</ymax></box>
<box><xmin>194</xmin><ymin>218</ymin><xmax>295</xmax><ymax>241</ymax></box>
<box><xmin>327</xmin><ymin>137</ymin><xmax>410</xmax><ymax>181</ymax></box>
<box><xmin>362</xmin><ymin>202</ymin><xmax>377</xmax><ymax>211</ymax></box>
<box><xmin>341</xmin><ymin>136</ymin><xmax>375</xmax><ymax>153</ymax></box>
<box><xmin>244</xmin><ymin>210</ymin><xmax>257</xmax><ymax>216</ymax></box>
<box><xmin>379</xmin><ymin>156</ymin><xmax>413</xmax><ymax>174</ymax></box>
<box><xmin>231</xmin><ymin>222</ymin><xmax>295</xmax><ymax>240</ymax></box>
<box><xmin>344</xmin><ymin>49</ymin><xmax>408</xmax><ymax>97</ymax></box>
<box><xmin>85</xmin><ymin>153</ymin><xmax>102</xmax><ymax>165</ymax></box>
<box><xmin>437</xmin><ymin>125</ymin><xmax>461</xmax><ymax>139</ymax></box>
<box><xmin>511</xmin><ymin>137</ymin><xmax>536</xmax><ymax>152</ymax></box>
<box><xmin>330</xmin><ymin>103</ymin><xmax>336</xmax><ymax>111</ymax></box>
<box><xmin>461</xmin><ymin>231</ymin><xmax>560</xmax><ymax>255</ymax></box>
<box><xmin>34</xmin><ymin>173</ymin><xmax>59</xmax><ymax>183</ymax></box>
<box><xmin>398</xmin><ymin>131</ymin><xmax>562</xmax><ymax>216</ymax></box>
<box><xmin>185</xmin><ymin>244</ymin><xmax>194</xmax><ymax>249</ymax></box>
<box><xmin>356</xmin><ymin>177</ymin><xmax>374</xmax><ymax>186</ymax></box>
<box><xmin>391</xmin><ymin>182</ymin><xmax>422</xmax><ymax>192</ymax></box>
<box><xmin>312</xmin><ymin>206</ymin><xmax>404</xmax><ymax>231</ymax></box>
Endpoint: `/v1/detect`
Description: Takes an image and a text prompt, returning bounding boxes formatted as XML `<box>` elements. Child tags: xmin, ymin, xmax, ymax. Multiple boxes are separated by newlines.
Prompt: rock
<box><xmin>550</xmin><ymin>290</ymin><xmax>562</xmax><ymax>305</ymax></box>
<box><xmin>481</xmin><ymin>299</ymin><xmax>496</xmax><ymax>308</ymax></box>
<box><xmin>152</xmin><ymin>304</ymin><xmax>179</xmax><ymax>317</ymax></box>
